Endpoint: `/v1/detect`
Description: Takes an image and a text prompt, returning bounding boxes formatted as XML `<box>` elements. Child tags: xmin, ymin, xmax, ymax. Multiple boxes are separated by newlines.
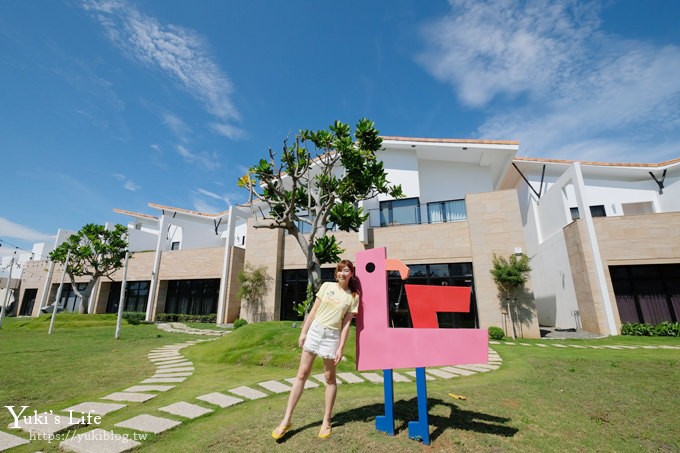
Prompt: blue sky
<box><xmin>1</xmin><ymin>0</ymin><xmax>680</xmax><ymax>256</ymax></box>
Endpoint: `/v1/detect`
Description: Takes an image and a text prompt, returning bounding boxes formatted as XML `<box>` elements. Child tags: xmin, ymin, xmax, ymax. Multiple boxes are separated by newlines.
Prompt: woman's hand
<box><xmin>298</xmin><ymin>333</ymin><xmax>306</xmax><ymax>348</ymax></box>
<box><xmin>334</xmin><ymin>349</ymin><xmax>343</xmax><ymax>365</ymax></box>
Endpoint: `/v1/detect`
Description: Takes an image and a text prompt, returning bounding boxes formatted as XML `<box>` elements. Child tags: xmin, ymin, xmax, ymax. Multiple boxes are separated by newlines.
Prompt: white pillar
<box><xmin>572</xmin><ymin>162</ymin><xmax>618</xmax><ymax>335</ymax></box>
<box><xmin>217</xmin><ymin>207</ymin><xmax>237</xmax><ymax>325</ymax></box>
<box><xmin>115</xmin><ymin>252</ymin><xmax>130</xmax><ymax>339</ymax></box>
<box><xmin>146</xmin><ymin>215</ymin><xmax>168</xmax><ymax>322</ymax></box>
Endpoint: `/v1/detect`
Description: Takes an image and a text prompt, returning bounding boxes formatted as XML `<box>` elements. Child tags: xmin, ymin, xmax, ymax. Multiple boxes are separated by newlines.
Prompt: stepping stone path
<box><xmin>5</xmin><ymin>321</ymin><xmax>674</xmax><ymax>452</ymax></box>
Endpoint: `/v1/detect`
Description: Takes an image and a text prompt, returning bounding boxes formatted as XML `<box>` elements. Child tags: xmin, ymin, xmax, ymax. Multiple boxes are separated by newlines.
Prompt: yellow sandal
<box><xmin>318</xmin><ymin>425</ymin><xmax>332</xmax><ymax>439</ymax></box>
<box><xmin>272</xmin><ymin>424</ymin><xmax>292</xmax><ymax>440</ymax></box>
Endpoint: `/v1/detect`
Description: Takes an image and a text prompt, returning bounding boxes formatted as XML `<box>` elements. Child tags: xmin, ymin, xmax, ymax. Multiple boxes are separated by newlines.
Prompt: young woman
<box><xmin>272</xmin><ymin>260</ymin><xmax>360</xmax><ymax>440</ymax></box>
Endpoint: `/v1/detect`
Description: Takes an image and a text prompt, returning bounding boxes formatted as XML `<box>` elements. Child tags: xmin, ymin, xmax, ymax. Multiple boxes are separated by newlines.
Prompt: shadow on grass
<box><xmin>277</xmin><ymin>397</ymin><xmax>517</xmax><ymax>443</ymax></box>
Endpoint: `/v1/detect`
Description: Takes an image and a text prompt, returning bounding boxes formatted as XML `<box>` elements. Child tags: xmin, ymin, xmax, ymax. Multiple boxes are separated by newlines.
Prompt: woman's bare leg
<box><xmin>320</xmin><ymin>357</ymin><xmax>337</xmax><ymax>431</ymax></box>
<box><xmin>275</xmin><ymin>350</ymin><xmax>316</xmax><ymax>431</ymax></box>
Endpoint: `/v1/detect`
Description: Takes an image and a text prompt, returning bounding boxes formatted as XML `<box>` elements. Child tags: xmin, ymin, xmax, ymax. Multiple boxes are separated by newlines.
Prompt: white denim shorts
<box><xmin>303</xmin><ymin>321</ymin><xmax>340</xmax><ymax>360</ymax></box>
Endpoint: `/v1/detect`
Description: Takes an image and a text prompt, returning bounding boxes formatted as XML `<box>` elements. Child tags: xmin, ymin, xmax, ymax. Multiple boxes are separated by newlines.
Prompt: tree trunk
<box><xmin>69</xmin><ymin>276</ymin><xmax>98</xmax><ymax>314</ymax></box>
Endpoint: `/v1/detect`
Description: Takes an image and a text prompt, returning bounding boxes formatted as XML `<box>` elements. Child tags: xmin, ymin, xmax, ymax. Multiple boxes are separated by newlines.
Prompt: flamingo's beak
<box><xmin>385</xmin><ymin>258</ymin><xmax>410</xmax><ymax>280</ymax></box>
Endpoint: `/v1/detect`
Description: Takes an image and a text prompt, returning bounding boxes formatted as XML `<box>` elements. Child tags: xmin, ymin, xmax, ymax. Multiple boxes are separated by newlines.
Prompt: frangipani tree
<box><xmin>490</xmin><ymin>252</ymin><xmax>532</xmax><ymax>339</ymax></box>
<box><xmin>239</xmin><ymin>118</ymin><xmax>402</xmax><ymax>312</ymax></box>
<box><xmin>49</xmin><ymin>223</ymin><xmax>128</xmax><ymax>314</ymax></box>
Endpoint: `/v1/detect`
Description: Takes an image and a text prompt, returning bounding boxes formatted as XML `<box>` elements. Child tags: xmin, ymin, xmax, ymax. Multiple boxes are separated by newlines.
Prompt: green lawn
<box><xmin>1</xmin><ymin>317</ymin><xmax>678</xmax><ymax>452</ymax></box>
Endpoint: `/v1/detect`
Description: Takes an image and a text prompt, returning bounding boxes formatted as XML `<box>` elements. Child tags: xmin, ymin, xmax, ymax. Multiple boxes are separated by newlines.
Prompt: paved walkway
<box><xmin>2</xmin><ymin>325</ymin><xmax>677</xmax><ymax>452</ymax></box>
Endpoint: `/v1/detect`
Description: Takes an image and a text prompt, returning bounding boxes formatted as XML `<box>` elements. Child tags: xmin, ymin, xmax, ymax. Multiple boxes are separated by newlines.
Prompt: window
<box><xmin>387</xmin><ymin>262</ymin><xmax>477</xmax><ymax>328</ymax></box>
<box><xmin>58</xmin><ymin>283</ymin><xmax>88</xmax><ymax>312</ymax></box>
<box><xmin>380</xmin><ymin>198</ymin><xmax>420</xmax><ymax>226</ymax></box>
<box><xmin>280</xmin><ymin>268</ymin><xmax>337</xmax><ymax>321</ymax></box>
<box><xmin>427</xmin><ymin>199</ymin><xmax>466</xmax><ymax>223</ymax></box>
<box><xmin>570</xmin><ymin>205</ymin><xmax>606</xmax><ymax>220</ymax></box>
<box><xmin>171</xmin><ymin>241</ymin><xmax>180</xmax><ymax>250</ymax></box>
<box><xmin>19</xmin><ymin>289</ymin><xmax>37</xmax><ymax>316</ymax></box>
<box><xmin>164</xmin><ymin>279</ymin><xmax>220</xmax><ymax>315</ymax></box>
<box><xmin>106</xmin><ymin>281</ymin><xmax>150</xmax><ymax>313</ymax></box>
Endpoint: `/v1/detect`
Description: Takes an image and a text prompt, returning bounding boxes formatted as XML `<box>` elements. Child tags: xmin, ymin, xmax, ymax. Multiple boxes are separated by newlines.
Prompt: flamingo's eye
<box><xmin>365</xmin><ymin>262</ymin><xmax>376</xmax><ymax>273</ymax></box>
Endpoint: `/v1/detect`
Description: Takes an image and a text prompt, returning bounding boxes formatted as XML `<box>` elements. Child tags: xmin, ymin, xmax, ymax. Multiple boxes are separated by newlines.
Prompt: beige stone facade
<box><xmin>563</xmin><ymin>212</ymin><xmax>680</xmax><ymax>335</ymax></box>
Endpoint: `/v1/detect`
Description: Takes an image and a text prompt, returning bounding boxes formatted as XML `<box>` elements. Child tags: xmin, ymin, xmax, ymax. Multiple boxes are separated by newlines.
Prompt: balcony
<box><xmin>368</xmin><ymin>198</ymin><xmax>467</xmax><ymax>228</ymax></box>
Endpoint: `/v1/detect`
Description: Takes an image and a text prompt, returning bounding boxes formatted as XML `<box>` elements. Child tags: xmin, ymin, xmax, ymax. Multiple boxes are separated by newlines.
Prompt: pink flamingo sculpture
<box><xmin>355</xmin><ymin>247</ymin><xmax>488</xmax><ymax>444</ymax></box>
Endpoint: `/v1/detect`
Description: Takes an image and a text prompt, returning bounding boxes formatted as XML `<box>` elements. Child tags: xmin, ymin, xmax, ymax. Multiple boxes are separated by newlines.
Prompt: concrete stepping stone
<box><xmin>427</xmin><ymin>369</ymin><xmax>458</xmax><ymax>379</ymax></box>
<box><xmin>568</xmin><ymin>345</ymin><xmax>587</xmax><ymax>348</ymax></box>
<box><xmin>552</xmin><ymin>344</ymin><xmax>568</xmax><ymax>348</ymax></box>
<box><xmin>588</xmin><ymin>346</ymin><xmax>604</xmax><ymax>349</ymax></box>
<box><xmin>311</xmin><ymin>373</ymin><xmax>337</xmax><ymax>385</ymax></box>
<box><xmin>405</xmin><ymin>370</ymin><xmax>434</xmax><ymax>381</ymax></box>
<box><xmin>455</xmin><ymin>364</ymin><xmax>494</xmax><ymax>372</ymax></box>
<box><xmin>123</xmin><ymin>385</ymin><xmax>175</xmax><ymax>392</ymax></box>
<box><xmin>60</xmin><ymin>428</ymin><xmax>140</xmax><ymax>453</ymax></box>
<box><xmin>150</xmin><ymin>358</ymin><xmax>188</xmax><ymax>365</ymax></box>
<box><xmin>228</xmin><ymin>386</ymin><xmax>268</xmax><ymax>400</ymax></box>
<box><xmin>156</xmin><ymin>365</ymin><xmax>196</xmax><ymax>373</ymax></box>
<box><xmin>115</xmin><ymin>414</ymin><xmax>182</xmax><ymax>434</ymax></box>
<box><xmin>152</xmin><ymin>372</ymin><xmax>193</xmax><ymax>378</ymax></box>
<box><xmin>196</xmin><ymin>392</ymin><xmax>244</xmax><ymax>408</ymax></box>
<box><xmin>101</xmin><ymin>392</ymin><xmax>157</xmax><ymax>403</ymax></box>
<box><xmin>393</xmin><ymin>371</ymin><xmax>411</xmax><ymax>382</ymax></box>
<box><xmin>440</xmin><ymin>367</ymin><xmax>477</xmax><ymax>376</ymax></box>
<box><xmin>360</xmin><ymin>372</ymin><xmax>383</xmax><ymax>383</ymax></box>
<box><xmin>63</xmin><ymin>402</ymin><xmax>126</xmax><ymax>416</ymax></box>
<box><xmin>0</xmin><ymin>430</ymin><xmax>29</xmax><ymax>450</ymax></box>
<box><xmin>159</xmin><ymin>402</ymin><xmax>213</xmax><ymax>419</ymax></box>
<box><xmin>337</xmin><ymin>372</ymin><xmax>364</xmax><ymax>383</ymax></box>
<box><xmin>141</xmin><ymin>377</ymin><xmax>186</xmax><ymax>384</ymax></box>
<box><xmin>535</xmin><ymin>344</ymin><xmax>548</xmax><ymax>347</ymax></box>
<box><xmin>258</xmin><ymin>380</ymin><xmax>292</xmax><ymax>394</ymax></box>
<box><xmin>7</xmin><ymin>411</ymin><xmax>80</xmax><ymax>435</ymax></box>
<box><xmin>503</xmin><ymin>342</ymin><xmax>516</xmax><ymax>345</ymax></box>
<box><xmin>284</xmin><ymin>378</ymin><xmax>319</xmax><ymax>389</ymax></box>
<box><xmin>489</xmin><ymin>341</ymin><xmax>500</xmax><ymax>344</ymax></box>
<box><xmin>148</xmin><ymin>352</ymin><xmax>182</xmax><ymax>357</ymax></box>
<box><xmin>519</xmin><ymin>343</ymin><xmax>532</xmax><ymax>346</ymax></box>
<box><xmin>156</xmin><ymin>361</ymin><xmax>193</xmax><ymax>368</ymax></box>
<box><xmin>603</xmin><ymin>346</ymin><xmax>623</xmax><ymax>349</ymax></box>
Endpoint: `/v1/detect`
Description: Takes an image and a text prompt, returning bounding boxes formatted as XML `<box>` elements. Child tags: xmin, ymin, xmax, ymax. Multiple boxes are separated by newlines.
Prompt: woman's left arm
<box><xmin>334</xmin><ymin>310</ymin><xmax>355</xmax><ymax>365</ymax></box>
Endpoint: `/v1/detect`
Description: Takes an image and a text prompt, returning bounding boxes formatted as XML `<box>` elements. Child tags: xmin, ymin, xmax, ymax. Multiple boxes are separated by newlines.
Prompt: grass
<box><xmin>1</xmin><ymin>318</ymin><xmax>679</xmax><ymax>452</ymax></box>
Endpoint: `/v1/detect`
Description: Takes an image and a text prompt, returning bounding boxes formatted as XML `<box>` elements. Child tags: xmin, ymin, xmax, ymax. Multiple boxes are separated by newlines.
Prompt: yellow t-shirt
<box><xmin>313</xmin><ymin>282</ymin><xmax>359</xmax><ymax>330</ymax></box>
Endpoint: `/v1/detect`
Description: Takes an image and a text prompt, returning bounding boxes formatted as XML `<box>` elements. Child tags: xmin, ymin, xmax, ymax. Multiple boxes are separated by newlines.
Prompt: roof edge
<box><xmin>513</xmin><ymin>156</ymin><xmax>680</xmax><ymax>168</ymax></box>
<box><xmin>381</xmin><ymin>136</ymin><xmax>519</xmax><ymax>146</ymax></box>
<box><xmin>113</xmin><ymin>208</ymin><xmax>159</xmax><ymax>221</ymax></box>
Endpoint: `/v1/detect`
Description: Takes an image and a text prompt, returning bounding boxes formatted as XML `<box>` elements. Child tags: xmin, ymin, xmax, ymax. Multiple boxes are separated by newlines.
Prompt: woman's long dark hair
<box><xmin>336</xmin><ymin>259</ymin><xmax>359</xmax><ymax>298</ymax></box>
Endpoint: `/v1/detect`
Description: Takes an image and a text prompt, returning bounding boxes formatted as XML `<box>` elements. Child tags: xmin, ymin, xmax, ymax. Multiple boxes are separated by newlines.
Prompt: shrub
<box><xmin>621</xmin><ymin>321</ymin><xmax>680</xmax><ymax>337</ymax></box>
<box><xmin>488</xmin><ymin>326</ymin><xmax>505</xmax><ymax>340</ymax></box>
<box><xmin>122</xmin><ymin>312</ymin><xmax>145</xmax><ymax>325</ymax></box>
<box><xmin>155</xmin><ymin>313</ymin><xmax>217</xmax><ymax>324</ymax></box>
<box><xmin>233</xmin><ymin>318</ymin><xmax>248</xmax><ymax>329</ymax></box>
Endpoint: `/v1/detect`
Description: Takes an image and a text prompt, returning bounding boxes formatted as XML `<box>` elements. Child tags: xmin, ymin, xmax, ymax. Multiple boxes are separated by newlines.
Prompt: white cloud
<box><xmin>112</xmin><ymin>173</ymin><xmax>140</xmax><ymax>191</ymax></box>
<box><xmin>0</xmin><ymin>217</ymin><xmax>53</xmax><ymax>242</ymax></box>
<box><xmin>418</xmin><ymin>0</ymin><xmax>680</xmax><ymax>161</ymax></box>
<box><xmin>195</xmin><ymin>188</ymin><xmax>231</xmax><ymax>204</ymax></box>
<box><xmin>163</xmin><ymin>113</ymin><xmax>191</xmax><ymax>141</ymax></box>
<box><xmin>176</xmin><ymin>145</ymin><xmax>220</xmax><ymax>170</ymax></box>
<box><xmin>192</xmin><ymin>198</ymin><xmax>221</xmax><ymax>214</ymax></box>
<box><xmin>83</xmin><ymin>0</ymin><xmax>243</xmax><ymax>139</ymax></box>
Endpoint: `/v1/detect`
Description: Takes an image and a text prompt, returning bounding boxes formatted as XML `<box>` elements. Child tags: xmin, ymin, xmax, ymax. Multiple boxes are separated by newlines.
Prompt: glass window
<box><xmin>380</xmin><ymin>198</ymin><xmax>420</xmax><ymax>226</ymax></box>
<box><xmin>388</xmin><ymin>262</ymin><xmax>478</xmax><ymax>329</ymax></box>
<box><xmin>570</xmin><ymin>205</ymin><xmax>606</xmax><ymax>220</ymax></box>
<box><xmin>280</xmin><ymin>268</ymin><xmax>340</xmax><ymax>321</ymax></box>
<box><xmin>427</xmin><ymin>199</ymin><xmax>466</xmax><ymax>223</ymax></box>
<box><xmin>164</xmin><ymin>279</ymin><xmax>220</xmax><ymax>315</ymax></box>
<box><xmin>106</xmin><ymin>281</ymin><xmax>150</xmax><ymax>313</ymax></box>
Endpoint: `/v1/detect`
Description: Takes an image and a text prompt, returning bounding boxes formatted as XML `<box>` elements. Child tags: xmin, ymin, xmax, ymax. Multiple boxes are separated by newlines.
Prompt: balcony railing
<box><xmin>367</xmin><ymin>199</ymin><xmax>467</xmax><ymax>228</ymax></box>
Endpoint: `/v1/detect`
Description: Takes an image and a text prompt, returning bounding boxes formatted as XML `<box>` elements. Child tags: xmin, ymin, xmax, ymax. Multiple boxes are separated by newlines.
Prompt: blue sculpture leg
<box><xmin>376</xmin><ymin>369</ymin><xmax>395</xmax><ymax>435</ymax></box>
<box><xmin>408</xmin><ymin>367</ymin><xmax>430</xmax><ymax>445</ymax></box>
